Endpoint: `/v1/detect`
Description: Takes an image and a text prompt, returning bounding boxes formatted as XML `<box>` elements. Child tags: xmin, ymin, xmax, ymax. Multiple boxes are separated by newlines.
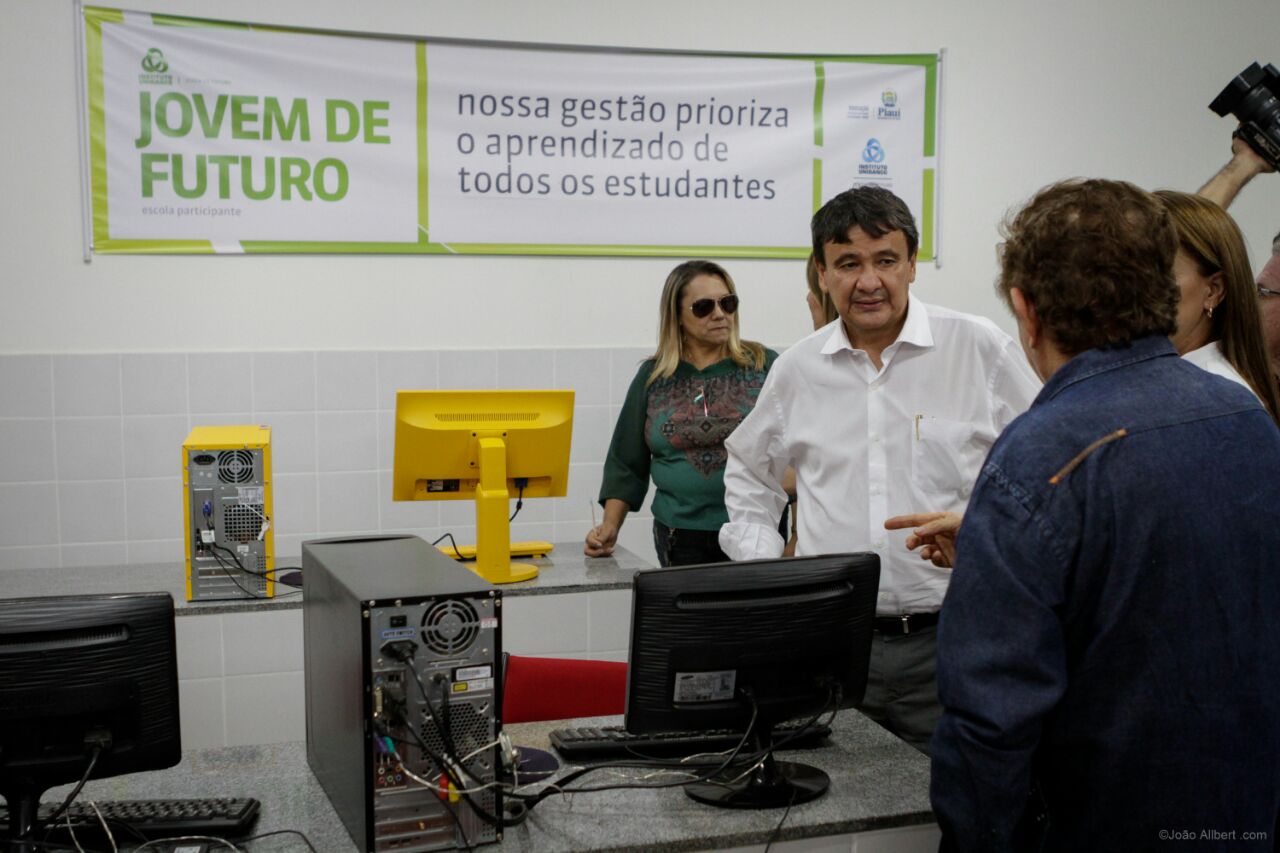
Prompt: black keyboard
<box><xmin>550</xmin><ymin>719</ymin><xmax>832</xmax><ymax>760</ymax></box>
<box><xmin>0</xmin><ymin>797</ymin><xmax>261</xmax><ymax>840</ymax></box>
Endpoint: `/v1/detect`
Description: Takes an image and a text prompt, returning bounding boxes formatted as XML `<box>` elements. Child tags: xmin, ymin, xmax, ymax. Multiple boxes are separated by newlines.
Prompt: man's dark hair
<box><xmin>811</xmin><ymin>186</ymin><xmax>919</xmax><ymax>264</ymax></box>
<box><xmin>997</xmin><ymin>179</ymin><xmax>1179</xmax><ymax>356</ymax></box>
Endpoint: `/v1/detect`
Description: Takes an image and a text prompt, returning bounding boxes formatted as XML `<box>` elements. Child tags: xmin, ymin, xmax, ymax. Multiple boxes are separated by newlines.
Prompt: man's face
<box><xmin>1258</xmin><ymin>253</ymin><xmax>1280</xmax><ymax>375</ymax></box>
<box><xmin>818</xmin><ymin>226</ymin><xmax>916</xmax><ymax>349</ymax></box>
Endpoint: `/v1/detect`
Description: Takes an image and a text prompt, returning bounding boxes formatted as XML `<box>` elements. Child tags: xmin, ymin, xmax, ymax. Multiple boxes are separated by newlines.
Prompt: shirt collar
<box><xmin>818</xmin><ymin>295</ymin><xmax>934</xmax><ymax>356</ymax></box>
<box><xmin>1037</xmin><ymin>336</ymin><xmax>1178</xmax><ymax>404</ymax></box>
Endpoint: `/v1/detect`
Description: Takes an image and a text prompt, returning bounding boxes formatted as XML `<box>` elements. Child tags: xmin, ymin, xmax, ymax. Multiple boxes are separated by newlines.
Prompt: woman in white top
<box><xmin>1155</xmin><ymin>190</ymin><xmax>1279</xmax><ymax>426</ymax></box>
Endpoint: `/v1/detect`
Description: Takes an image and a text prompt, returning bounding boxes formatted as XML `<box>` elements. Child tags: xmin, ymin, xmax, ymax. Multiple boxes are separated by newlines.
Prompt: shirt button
<box><xmin>870</xmin><ymin>434</ymin><xmax>881</xmax><ymax>443</ymax></box>
<box><xmin>874</xmin><ymin>539</ymin><xmax>886</xmax><ymax>548</ymax></box>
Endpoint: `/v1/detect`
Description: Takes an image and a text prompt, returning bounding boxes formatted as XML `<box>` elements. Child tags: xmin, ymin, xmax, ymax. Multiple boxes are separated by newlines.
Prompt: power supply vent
<box><xmin>224</xmin><ymin>504</ymin><xmax>264</xmax><ymax>543</ymax></box>
<box><xmin>420</xmin><ymin>600</ymin><xmax>480</xmax><ymax>656</ymax></box>
<box><xmin>217</xmin><ymin>449</ymin><xmax>255</xmax><ymax>483</ymax></box>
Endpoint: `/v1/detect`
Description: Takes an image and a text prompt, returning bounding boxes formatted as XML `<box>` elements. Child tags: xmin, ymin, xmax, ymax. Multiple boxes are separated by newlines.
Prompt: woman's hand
<box><xmin>584</xmin><ymin>522</ymin><xmax>619</xmax><ymax>557</ymax></box>
<box><xmin>884</xmin><ymin>511</ymin><xmax>963</xmax><ymax>568</ymax></box>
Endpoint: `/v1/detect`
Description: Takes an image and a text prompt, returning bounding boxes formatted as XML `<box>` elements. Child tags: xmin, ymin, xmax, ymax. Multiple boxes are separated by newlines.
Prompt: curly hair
<box><xmin>997</xmin><ymin>179</ymin><xmax>1179</xmax><ymax>355</ymax></box>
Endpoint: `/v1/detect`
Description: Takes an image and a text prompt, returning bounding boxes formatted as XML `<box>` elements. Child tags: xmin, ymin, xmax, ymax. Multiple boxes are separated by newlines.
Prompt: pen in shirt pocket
<box><xmin>915</xmin><ymin>414</ymin><xmax>923</xmax><ymax>440</ymax></box>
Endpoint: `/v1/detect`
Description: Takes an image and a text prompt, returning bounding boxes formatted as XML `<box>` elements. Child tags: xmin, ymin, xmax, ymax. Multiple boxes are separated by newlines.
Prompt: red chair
<box><xmin>502</xmin><ymin>654</ymin><xmax>628</xmax><ymax>723</ymax></box>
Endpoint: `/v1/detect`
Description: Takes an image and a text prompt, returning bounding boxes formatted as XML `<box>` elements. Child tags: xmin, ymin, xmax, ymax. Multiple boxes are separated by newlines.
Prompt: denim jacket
<box><xmin>931</xmin><ymin>336</ymin><xmax>1280</xmax><ymax>852</ymax></box>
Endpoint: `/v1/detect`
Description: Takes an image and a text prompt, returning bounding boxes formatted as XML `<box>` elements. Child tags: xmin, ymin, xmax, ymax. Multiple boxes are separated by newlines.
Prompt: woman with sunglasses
<box><xmin>585</xmin><ymin>260</ymin><xmax>777</xmax><ymax>566</ymax></box>
<box><xmin>1155</xmin><ymin>191</ymin><xmax>1280</xmax><ymax>425</ymax></box>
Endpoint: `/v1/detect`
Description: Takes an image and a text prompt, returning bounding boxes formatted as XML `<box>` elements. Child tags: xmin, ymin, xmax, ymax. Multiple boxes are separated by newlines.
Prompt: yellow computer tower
<box><xmin>182</xmin><ymin>425</ymin><xmax>275</xmax><ymax>601</ymax></box>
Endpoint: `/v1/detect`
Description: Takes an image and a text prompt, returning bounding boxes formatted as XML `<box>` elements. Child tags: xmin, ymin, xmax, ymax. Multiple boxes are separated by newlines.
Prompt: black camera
<box><xmin>1210</xmin><ymin>62</ymin><xmax>1280</xmax><ymax>170</ymax></box>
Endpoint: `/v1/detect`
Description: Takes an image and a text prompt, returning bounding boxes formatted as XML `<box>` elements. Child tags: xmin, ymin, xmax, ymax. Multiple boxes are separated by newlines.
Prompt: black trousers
<box><xmin>652</xmin><ymin>520</ymin><xmax>728</xmax><ymax>567</ymax></box>
<box><xmin>652</xmin><ymin>508</ymin><xmax>789</xmax><ymax>568</ymax></box>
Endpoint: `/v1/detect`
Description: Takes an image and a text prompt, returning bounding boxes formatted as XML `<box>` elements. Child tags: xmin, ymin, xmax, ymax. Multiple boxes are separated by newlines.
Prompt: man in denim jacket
<box><xmin>930</xmin><ymin>179</ymin><xmax>1280</xmax><ymax>852</ymax></box>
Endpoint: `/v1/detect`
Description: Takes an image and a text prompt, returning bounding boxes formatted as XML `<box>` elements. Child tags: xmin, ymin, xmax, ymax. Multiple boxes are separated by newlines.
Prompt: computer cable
<box><xmin>133</xmin><ymin>836</ymin><xmax>244</xmax><ymax>852</ymax></box>
<box><xmin>762</xmin><ymin>786</ymin><xmax>799</xmax><ymax>853</ymax></box>
<box><xmin>41</xmin><ymin>733</ymin><xmax>109</xmax><ymax>826</ymax></box>
<box><xmin>371</xmin><ymin>653</ymin><xmax>503</xmax><ymax>831</ymax></box>
<box><xmin>207</xmin><ymin>549</ymin><xmax>267</xmax><ymax>600</ymax></box>
<box><xmin>234</xmin><ymin>829</ymin><xmax>319</xmax><ymax>852</ymax></box>
<box><xmin>372</xmin><ymin>729</ymin><xmax>480</xmax><ymax>851</ymax></box>
<box><xmin>206</xmin><ymin>538</ymin><xmax>302</xmax><ymax>598</ymax></box>
<box><xmin>83</xmin><ymin>802</ymin><xmax>116</xmax><ymax>853</ymax></box>
<box><xmin>431</xmin><ymin>532</ymin><xmax>467</xmax><ymax>560</ymax></box>
<box><xmin>503</xmin><ymin>695</ymin><xmax>763</xmax><ymax>817</ymax></box>
<box><xmin>508</xmin><ymin>483</ymin><xmax>525</xmax><ymax>522</ymax></box>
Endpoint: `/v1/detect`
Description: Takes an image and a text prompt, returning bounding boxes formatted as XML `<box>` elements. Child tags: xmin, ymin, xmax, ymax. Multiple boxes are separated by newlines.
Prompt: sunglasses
<box><xmin>688</xmin><ymin>294</ymin><xmax>739</xmax><ymax>318</ymax></box>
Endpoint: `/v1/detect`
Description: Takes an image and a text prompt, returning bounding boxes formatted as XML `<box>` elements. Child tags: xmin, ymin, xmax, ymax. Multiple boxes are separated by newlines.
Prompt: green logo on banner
<box><xmin>141</xmin><ymin>48</ymin><xmax>169</xmax><ymax>73</ymax></box>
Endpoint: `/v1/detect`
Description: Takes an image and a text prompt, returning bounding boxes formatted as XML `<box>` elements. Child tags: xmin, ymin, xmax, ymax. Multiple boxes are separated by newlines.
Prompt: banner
<box><xmin>83</xmin><ymin>8</ymin><xmax>940</xmax><ymax>258</ymax></box>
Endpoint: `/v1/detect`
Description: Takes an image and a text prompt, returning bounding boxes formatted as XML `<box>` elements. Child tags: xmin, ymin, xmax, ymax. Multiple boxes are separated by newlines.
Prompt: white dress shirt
<box><xmin>719</xmin><ymin>297</ymin><xmax>1041</xmax><ymax>616</ymax></box>
<box><xmin>1183</xmin><ymin>340</ymin><xmax>1257</xmax><ymax>398</ymax></box>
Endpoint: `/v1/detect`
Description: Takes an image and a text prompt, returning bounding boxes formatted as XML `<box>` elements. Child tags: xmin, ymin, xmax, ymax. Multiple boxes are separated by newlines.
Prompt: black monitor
<box><xmin>625</xmin><ymin>553</ymin><xmax>879</xmax><ymax>808</ymax></box>
<box><xmin>0</xmin><ymin>592</ymin><xmax>181</xmax><ymax>845</ymax></box>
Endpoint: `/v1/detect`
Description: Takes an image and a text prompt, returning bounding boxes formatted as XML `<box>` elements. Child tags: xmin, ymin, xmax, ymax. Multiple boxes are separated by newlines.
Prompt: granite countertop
<box><xmin>46</xmin><ymin>710</ymin><xmax>933</xmax><ymax>852</ymax></box>
<box><xmin>0</xmin><ymin>543</ymin><xmax>652</xmax><ymax>615</ymax></box>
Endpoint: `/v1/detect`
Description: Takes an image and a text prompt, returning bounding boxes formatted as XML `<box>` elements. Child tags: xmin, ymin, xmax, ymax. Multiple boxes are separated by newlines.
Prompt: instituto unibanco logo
<box><xmin>138</xmin><ymin>48</ymin><xmax>172</xmax><ymax>84</ymax></box>
<box><xmin>141</xmin><ymin>48</ymin><xmax>168</xmax><ymax>73</ymax></box>
<box><xmin>858</xmin><ymin>138</ymin><xmax>888</xmax><ymax>175</ymax></box>
<box><xmin>877</xmin><ymin>88</ymin><xmax>901</xmax><ymax>120</ymax></box>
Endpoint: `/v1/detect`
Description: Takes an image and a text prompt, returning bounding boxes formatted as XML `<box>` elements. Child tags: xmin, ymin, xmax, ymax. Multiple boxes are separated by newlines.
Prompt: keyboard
<box><xmin>550</xmin><ymin>719</ymin><xmax>832</xmax><ymax>760</ymax></box>
<box><xmin>0</xmin><ymin>797</ymin><xmax>261</xmax><ymax>840</ymax></box>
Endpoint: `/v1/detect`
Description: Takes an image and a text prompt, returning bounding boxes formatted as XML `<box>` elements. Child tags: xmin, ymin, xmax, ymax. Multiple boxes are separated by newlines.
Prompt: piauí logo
<box><xmin>141</xmin><ymin>48</ymin><xmax>168</xmax><ymax>73</ymax></box>
<box><xmin>881</xmin><ymin>89</ymin><xmax>898</xmax><ymax>108</ymax></box>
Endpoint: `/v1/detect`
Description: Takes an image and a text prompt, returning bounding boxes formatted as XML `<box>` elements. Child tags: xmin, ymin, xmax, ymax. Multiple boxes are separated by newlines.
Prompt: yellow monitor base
<box><xmin>471</xmin><ymin>560</ymin><xmax>539</xmax><ymax>584</ymax></box>
<box><xmin>437</xmin><ymin>540</ymin><xmax>554</xmax><ymax>560</ymax></box>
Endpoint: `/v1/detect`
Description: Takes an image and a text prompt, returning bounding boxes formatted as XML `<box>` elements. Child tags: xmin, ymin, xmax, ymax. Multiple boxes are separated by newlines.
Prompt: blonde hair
<box><xmin>1156</xmin><ymin>190</ymin><xmax>1280</xmax><ymax>425</ymax></box>
<box><xmin>806</xmin><ymin>253</ymin><xmax>837</xmax><ymax>326</ymax></box>
<box><xmin>648</xmin><ymin>260</ymin><xmax>766</xmax><ymax>385</ymax></box>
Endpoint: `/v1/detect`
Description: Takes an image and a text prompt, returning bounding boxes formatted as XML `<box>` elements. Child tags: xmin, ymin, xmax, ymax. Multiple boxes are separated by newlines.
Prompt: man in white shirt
<box><xmin>719</xmin><ymin>186</ymin><xmax>1041</xmax><ymax>751</ymax></box>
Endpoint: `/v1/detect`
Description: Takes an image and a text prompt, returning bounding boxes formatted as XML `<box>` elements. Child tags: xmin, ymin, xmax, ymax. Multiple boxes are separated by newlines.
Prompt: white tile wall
<box><xmin>0</xmin><ymin>355</ymin><xmax>53</xmax><ymax>417</ymax></box>
<box><xmin>122</xmin><ymin>354</ymin><xmax>188</xmax><ymax>415</ymax></box>
<box><xmin>252</xmin><ymin>352</ymin><xmax>317</xmax><ymax>412</ymax></box>
<box><xmin>0</xmin><ymin>419</ymin><xmax>55</xmax><ymax>482</ymax></box>
<box><xmin>224</xmin><ymin>672</ymin><xmax>305</xmax><ymax>746</ymax></box>
<box><xmin>56</xmin><ymin>417</ymin><xmax>124</xmax><ymax>481</ymax></box>
<box><xmin>57</xmin><ymin>480</ymin><xmax>126</xmax><ymax>544</ymax></box>
<box><xmin>188</xmin><ymin>353</ymin><xmax>253</xmax><ymax>414</ymax></box>
<box><xmin>316</xmin><ymin>351</ymin><xmax>378</xmax><ymax>411</ymax></box>
<box><xmin>0</xmin><ymin>347</ymin><xmax>658</xmax><ymax>573</ymax></box>
<box><xmin>53</xmin><ymin>355</ymin><xmax>121</xmax><ymax>416</ymax></box>
<box><xmin>178</xmin><ymin>678</ymin><xmax>226</xmax><ymax>750</ymax></box>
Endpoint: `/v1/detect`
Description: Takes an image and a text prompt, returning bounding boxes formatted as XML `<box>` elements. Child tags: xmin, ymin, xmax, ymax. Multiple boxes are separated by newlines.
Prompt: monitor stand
<box><xmin>682</xmin><ymin>724</ymin><xmax>829</xmax><ymax>809</ymax></box>
<box><xmin>1</xmin><ymin>783</ymin><xmax>47</xmax><ymax>853</ymax></box>
<box><xmin>469</xmin><ymin>436</ymin><xmax>539</xmax><ymax>584</ymax></box>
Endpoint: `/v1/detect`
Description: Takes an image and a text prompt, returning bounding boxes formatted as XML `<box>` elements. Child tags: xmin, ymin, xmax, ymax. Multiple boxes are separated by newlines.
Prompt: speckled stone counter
<box><xmin>0</xmin><ymin>543</ymin><xmax>651</xmax><ymax>615</ymax></box>
<box><xmin>49</xmin><ymin>710</ymin><xmax>933</xmax><ymax>852</ymax></box>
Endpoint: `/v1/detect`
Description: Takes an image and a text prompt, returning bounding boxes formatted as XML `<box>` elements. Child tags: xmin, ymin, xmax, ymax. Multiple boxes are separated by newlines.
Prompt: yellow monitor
<box><xmin>392</xmin><ymin>389</ymin><xmax>574</xmax><ymax>584</ymax></box>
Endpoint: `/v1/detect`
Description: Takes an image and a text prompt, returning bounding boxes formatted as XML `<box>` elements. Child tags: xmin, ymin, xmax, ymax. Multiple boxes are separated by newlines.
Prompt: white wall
<box><xmin>3</xmin><ymin>0</ymin><xmax>1278</xmax><ymax>356</ymax></box>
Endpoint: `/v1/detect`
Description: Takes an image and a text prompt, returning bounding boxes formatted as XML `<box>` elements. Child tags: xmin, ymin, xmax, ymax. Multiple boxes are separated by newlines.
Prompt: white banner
<box><xmin>84</xmin><ymin>8</ymin><xmax>939</xmax><ymax>258</ymax></box>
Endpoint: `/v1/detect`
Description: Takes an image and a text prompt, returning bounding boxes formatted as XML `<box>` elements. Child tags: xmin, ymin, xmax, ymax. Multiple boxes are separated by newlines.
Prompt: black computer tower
<box><xmin>303</xmin><ymin>535</ymin><xmax>503</xmax><ymax>852</ymax></box>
